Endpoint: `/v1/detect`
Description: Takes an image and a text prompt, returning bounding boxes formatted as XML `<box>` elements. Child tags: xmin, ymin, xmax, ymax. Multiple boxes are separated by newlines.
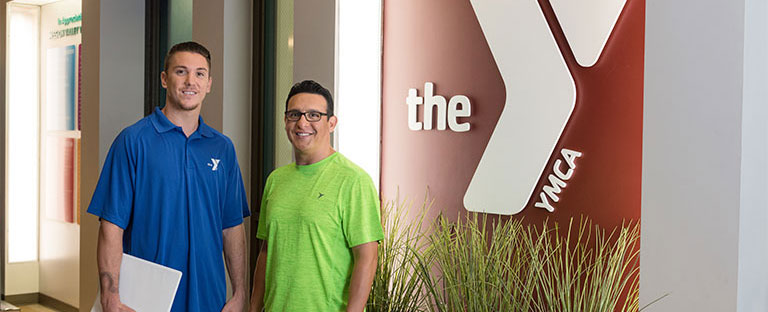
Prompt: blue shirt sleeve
<box><xmin>87</xmin><ymin>131</ymin><xmax>136</xmax><ymax>229</ymax></box>
<box><xmin>222</xmin><ymin>143</ymin><xmax>250</xmax><ymax>229</ymax></box>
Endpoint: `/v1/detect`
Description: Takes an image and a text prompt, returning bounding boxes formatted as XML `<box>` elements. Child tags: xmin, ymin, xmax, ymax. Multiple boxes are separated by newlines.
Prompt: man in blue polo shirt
<box><xmin>88</xmin><ymin>41</ymin><xmax>250</xmax><ymax>312</ymax></box>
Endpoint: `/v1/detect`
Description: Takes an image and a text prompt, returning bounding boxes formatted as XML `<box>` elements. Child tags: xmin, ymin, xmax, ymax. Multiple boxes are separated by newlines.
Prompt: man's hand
<box><xmin>100</xmin><ymin>292</ymin><xmax>135</xmax><ymax>312</ymax></box>
<box><xmin>347</xmin><ymin>241</ymin><xmax>378</xmax><ymax>312</ymax></box>
<box><xmin>221</xmin><ymin>293</ymin><xmax>246</xmax><ymax>312</ymax></box>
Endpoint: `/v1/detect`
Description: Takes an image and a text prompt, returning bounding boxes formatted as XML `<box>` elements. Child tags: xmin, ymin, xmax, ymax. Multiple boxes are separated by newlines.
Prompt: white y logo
<box><xmin>463</xmin><ymin>0</ymin><xmax>575</xmax><ymax>215</ymax></box>
<box><xmin>464</xmin><ymin>0</ymin><xmax>625</xmax><ymax>215</ymax></box>
<box><xmin>210</xmin><ymin>158</ymin><xmax>221</xmax><ymax>171</ymax></box>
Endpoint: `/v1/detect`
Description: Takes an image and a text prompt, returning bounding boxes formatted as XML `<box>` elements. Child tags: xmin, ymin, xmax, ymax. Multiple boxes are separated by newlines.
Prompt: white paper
<box><xmin>91</xmin><ymin>253</ymin><xmax>182</xmax><ymax>312</ymax></box>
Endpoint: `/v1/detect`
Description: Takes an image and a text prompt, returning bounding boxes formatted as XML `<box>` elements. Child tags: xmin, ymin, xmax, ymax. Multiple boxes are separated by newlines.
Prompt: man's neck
<box><xmin>162</xmin><ymin>104</ymin><xmax>200</xmax><ymax>137</ymax></box>
<box><xmin>294</xmin><ymin>147</ymin><xmax>336</xmax><ymax>166</ymax></box>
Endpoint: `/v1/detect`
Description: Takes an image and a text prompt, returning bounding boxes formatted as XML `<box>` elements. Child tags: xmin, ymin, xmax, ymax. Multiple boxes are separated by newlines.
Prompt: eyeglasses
<box><xmin>284</xmin><ymin>110</ymin><xmax>329</xmax><ymax>122</ymax></box>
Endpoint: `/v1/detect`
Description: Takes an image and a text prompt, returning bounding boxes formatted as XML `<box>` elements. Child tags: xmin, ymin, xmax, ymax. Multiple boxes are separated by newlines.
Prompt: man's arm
<box><xmin>347</xmin><ymin>241</ymin><xmax>378</xmax><ymax>312</ymax></box>
<box><xmin>249</xmin><ymin>241</ymin><xmax>268</xmax><ymax>312</ymax></box>
<box><xmin>97</xmin><ymin>220</ymin><xmax>135</xmax><ymax>312</ymax></box>
<box><xmin>221</xmin><ymin>224</ymin><xmax>247</xmax><ymax>312</ymax></box>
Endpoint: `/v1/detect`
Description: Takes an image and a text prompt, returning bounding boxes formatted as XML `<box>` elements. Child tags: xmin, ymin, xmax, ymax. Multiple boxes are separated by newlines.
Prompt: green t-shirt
<box><xmin>256</xmin><ymin>152</ymin><xmax>384</xmax><ymax>311</ymax></box>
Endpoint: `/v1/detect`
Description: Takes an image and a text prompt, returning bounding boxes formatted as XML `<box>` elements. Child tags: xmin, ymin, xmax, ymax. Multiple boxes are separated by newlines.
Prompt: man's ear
<box><xmin>329</xmin><ymin>115</ymin><xmax>338</xmax><ymax>133</ymax></box>
<box><xmin>160</xmin><ymin>71</ymin><xmax>168</xmax><ymax>89</ymax></box>
<box><xmin>206</xmin><ymin>75</ymin><xmax>212</xmax><ymax>93</ymax></box>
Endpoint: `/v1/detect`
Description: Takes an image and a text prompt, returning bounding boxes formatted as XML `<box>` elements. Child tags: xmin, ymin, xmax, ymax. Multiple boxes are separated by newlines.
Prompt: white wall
<box><xmin>221</xmin><ymin>0</ymin><xmax>252</xmax><ymax>301</ymax></box>
<box><xmin>642</xmin><ymin>0</ymin><xmax>768</xmax><ymax>310</ymax></box>
<box><xmin>79</xmin><ymin>0</ymin><xmax>145</xmax><ymax>308</ymax></box>
<box><xmin>641</xmin><ymin>0</ymin><xmax>744</xmax><ymax>310</ymax></box>
<box><xmin>737</xmin><ymin>0</ymin><xmax>768</xmax><ymax>310</ymax></box>
<box><xmin>97</xmin><ymin>0</ymin><xmax>144</xmax><ymax>167</ymax></box>
<box><xmin>37</xmin><ymin>0</ymin><xmax>80</xmax><ymax>306</ymax></box>
<box><xmin>222</xmin><ymin>0</ymin><xmax>251</xmax><ymax>194</ymax></box>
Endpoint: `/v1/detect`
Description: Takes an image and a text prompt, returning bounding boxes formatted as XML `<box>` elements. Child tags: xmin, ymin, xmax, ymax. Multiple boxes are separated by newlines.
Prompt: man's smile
<box><xmin>295</xmin><ymin>131</ymin><xmax>315</xmax><ymax>137</ymax></box>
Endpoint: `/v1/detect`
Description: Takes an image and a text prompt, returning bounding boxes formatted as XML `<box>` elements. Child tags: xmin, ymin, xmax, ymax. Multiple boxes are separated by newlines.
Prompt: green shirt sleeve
<box><xmin>342</xmin><ymin>172</ymin><xmax>385</xmax><ymax>247</ymax></box>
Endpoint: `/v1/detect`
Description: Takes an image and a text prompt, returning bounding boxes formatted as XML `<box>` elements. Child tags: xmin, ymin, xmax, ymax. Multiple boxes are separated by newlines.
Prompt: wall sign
<box><xmin>406</xmin><ymin>82</ymin><xmax>471</xmax><ymax>132</ymax></box>
<box><xmin>381</xmin><ymin>0</ymin><xmax>644</xmax><ymax>229</ymax></box>
<box><xmin>50</xmin><ymin>12</ymin><xmax>82</xmax><ymax>39</ymax></box>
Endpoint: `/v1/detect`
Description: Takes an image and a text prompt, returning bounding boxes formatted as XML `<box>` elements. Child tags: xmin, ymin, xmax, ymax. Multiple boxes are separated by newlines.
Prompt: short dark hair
<box><xmin>285</xmin><ymin>80</ymin><xmax>334</xmax><ymax>117</ymax></box>
<box><xmin>163</xmin><ymin>41</ymin><xmax>211</xmax><ymax>73</ymax></box>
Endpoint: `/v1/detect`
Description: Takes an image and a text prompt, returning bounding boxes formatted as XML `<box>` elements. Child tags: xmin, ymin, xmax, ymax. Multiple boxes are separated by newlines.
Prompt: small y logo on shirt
<box><xmin>208</xmin><ymin>158</ymin><xmax>221</xmax><ymax>171</ymax></box>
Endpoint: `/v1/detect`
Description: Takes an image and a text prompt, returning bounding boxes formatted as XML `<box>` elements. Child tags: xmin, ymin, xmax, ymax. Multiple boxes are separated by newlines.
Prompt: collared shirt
<box><xmin>88</xmin><ymin>107</ymin><xmax>250</xmax><ymax>311</ymax></box>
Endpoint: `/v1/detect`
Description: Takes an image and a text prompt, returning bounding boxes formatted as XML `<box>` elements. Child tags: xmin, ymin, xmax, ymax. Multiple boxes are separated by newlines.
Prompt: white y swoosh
<box><xmin>464</xmin><ymin>0</ymin><xmax>576</xmax><ymax>215</ymax></box>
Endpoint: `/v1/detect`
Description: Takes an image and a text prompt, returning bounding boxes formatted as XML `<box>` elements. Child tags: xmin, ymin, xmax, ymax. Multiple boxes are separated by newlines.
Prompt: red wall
<box><xmin>381</xmin><ymin>0</ymin><xmax>644</xmax><ymax>229</ymax></box>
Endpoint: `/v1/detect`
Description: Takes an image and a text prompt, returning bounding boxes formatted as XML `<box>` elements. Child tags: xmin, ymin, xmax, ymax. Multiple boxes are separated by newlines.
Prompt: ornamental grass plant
<box><xmin>531</xmin><ymin>218</ymin><xmax>641</xmax><ymax>312</ymax></box>
<box><xmin>425</xmin><ymin>214</ymin><xmax>539</xmax><ymax>312</ymax></box>
<box><xmin>367</xmin><ymin>195</ymin><xmax>434</xmax><ymax>312</ymax></box>
<box><xmin>368</xmin><ymin>198</ymin><xmax>644</xmax><ymax>312</ymax></box>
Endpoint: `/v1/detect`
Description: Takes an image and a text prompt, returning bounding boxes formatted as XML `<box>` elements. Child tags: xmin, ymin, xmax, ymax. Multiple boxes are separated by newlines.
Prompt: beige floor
<box><xmin>17</xmin><ymin>304</ymin><xmax>60</xmax><ymax>312</ymax></box>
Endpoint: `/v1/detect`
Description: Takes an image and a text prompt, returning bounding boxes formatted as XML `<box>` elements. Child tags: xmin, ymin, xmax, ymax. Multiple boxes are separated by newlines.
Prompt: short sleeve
<box><xmin>342</xmin><ymin>173</ymin><xmax>385</xmax><ymax>247</ymax></box>
<box><xmin>222</xmin><ymin>145</ymin><xmax>251</xmax><ymax>229</ymax></box>
<box><xmin>255</xmin><ymin>174</ymin><xmax>274</xmax><ymax>240</ymax></box>
<box><xmin>87</xmin><ymin>131</ymin><xmax>136</xmax><ymax>229</ymax></box>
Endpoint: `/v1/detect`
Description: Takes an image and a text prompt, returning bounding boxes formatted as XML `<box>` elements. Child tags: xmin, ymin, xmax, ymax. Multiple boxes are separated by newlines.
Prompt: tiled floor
<box><xmin>17</xmin><ymin>304</ymin><xmax>60</xmax><ymax>312</ymax></box>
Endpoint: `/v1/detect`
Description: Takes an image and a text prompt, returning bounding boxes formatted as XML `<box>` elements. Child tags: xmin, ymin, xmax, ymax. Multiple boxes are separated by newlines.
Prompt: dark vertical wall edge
<box><xmin>262</xmin><ymin>1</ymin><xmax>275</xmax><ymax>181</ymax></box>
<box><xmin>249</xmin><ymin>0</ymin><xmax>263</xmax><ymax>284</ymax></box>
<box><xmin>144</xmin><ymin>0</ymin><xmax>161</xmax><ymax>116</ymax></box>
<box><xmin>249</xmin><ymin>0</ymin><xmax>275</xmax><ymax>287</ymax></box>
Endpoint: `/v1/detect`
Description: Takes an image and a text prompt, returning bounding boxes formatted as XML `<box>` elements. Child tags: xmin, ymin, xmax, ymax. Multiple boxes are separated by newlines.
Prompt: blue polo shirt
<box><xmin>88</xmin><ymin>108</ymin><xmax>250</xmax><ymax>311</ymax></box>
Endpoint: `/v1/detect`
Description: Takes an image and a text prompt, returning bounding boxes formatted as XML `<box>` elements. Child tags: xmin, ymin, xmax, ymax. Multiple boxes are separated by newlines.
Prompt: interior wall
<box><xmin>80</xmin><ymin>0</ymin><xmax>145</xmax><ymax>309</ymax></box>
<box><xmin>292</xmin><ymin>0</ymin><xmax>334</xmax><ymax>91</ymax></box>
<box><xmin>38</xmin><ymin>0</ymin><xmax>81</xmax><ymax>306</ymax></box>
<box><xmin>641</xmin><ymin>0</ymin><xmax>745</xmax><ymax>310</ymax></box>
<box><xmin>273</xmin><ymin>0</ymin><xmax>293</xmax><ymax>168</ymax></box>
<box><xmin>293</xmin><ymin>0</ymin><xmax>335</xmax><ymax>152</ymax></box>
<box><xmin>737</xmin><ymin>0</ymin><xmax>768</xmax><ymax>310</ymax></box>
<box><xmin>221</xmin><ymin>0</ymin><xmax>253</xmax><ymax>301</ymax></box>
<box><xmin>192</xmin><ymin>0</ymin><xmax>223</xmax><ymax>131</ymax></box>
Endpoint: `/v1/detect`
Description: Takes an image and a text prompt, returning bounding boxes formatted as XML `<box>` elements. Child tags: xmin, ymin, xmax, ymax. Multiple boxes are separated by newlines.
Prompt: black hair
<box><xmin>163</xmin><ymin>41</ymin><xmax>211</xmax><ymax>73</ymax></box>
<box><xmin>285</xmin><ymin>80</ymin><xmax>334</xmax><ymax>117</ymax></box>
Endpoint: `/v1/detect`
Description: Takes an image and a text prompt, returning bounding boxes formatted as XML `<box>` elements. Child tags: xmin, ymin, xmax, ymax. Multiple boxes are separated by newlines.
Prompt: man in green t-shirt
<box><xmin>250</xmin><ymin>80</ymin><xmax>384</xmax><ymax>311</ymax></box>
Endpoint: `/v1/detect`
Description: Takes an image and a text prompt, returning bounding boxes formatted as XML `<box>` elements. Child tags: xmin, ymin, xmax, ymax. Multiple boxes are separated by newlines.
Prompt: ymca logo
<box><xmin>463</xmin><ymin>0</ymin><xmax>626</xmax><ymax>215</ymax></box>
<box><xmin>207</xmin><ymin>158</ymin><xmax>221</xmax><ymax>171</ymax></box>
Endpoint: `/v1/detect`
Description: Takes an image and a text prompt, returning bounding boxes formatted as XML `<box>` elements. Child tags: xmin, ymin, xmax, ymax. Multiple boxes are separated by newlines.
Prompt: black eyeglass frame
<box><xmin>284</xmin><ymin>110</ymin><xmax>330</xmax><ymax>122</ymax></box>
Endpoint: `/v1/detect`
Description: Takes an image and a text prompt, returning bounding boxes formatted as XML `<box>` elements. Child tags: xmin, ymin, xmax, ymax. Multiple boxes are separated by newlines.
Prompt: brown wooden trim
<box><xmin>4</xmin><ymin>293</ymin><xmax>77</xmax><ymax>312</ymax></box>
<box><xmin>4</xmin><ymin>293</ymin><xmax>38</xmax><ymax>306</ymax></box>
<box><xmin>39</xmin><ymin>293</ymin><xmax>78</xmax><ymax>312</ymax></box>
